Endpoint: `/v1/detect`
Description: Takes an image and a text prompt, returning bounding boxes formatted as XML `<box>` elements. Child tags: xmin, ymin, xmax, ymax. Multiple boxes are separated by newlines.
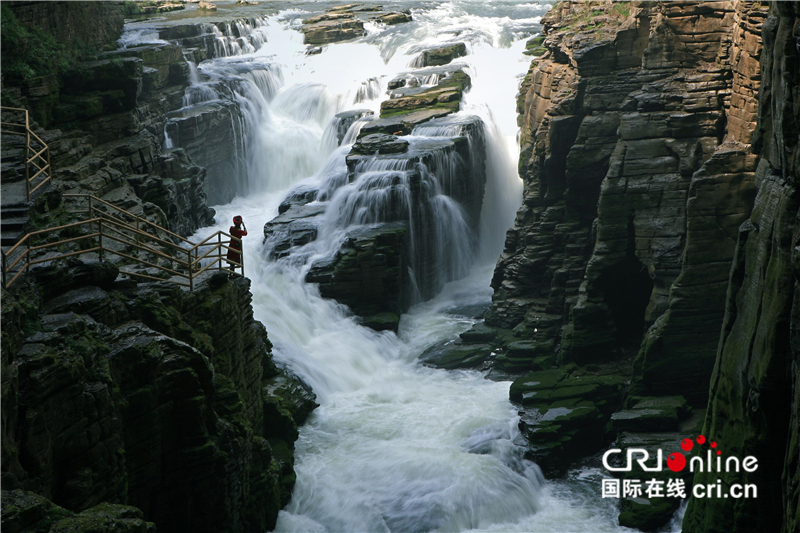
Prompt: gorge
<box><xmin>1</xmin><ymin>2</ymin><xmax>798</xmax><ymax>533</ymax></box>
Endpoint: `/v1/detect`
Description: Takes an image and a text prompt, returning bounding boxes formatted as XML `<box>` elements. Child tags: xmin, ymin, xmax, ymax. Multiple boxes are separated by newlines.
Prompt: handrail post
<box><xmin>98</xmin><ymin>220</ymin><xmax>104</xmax><ymax>262</ymax></box>
<box><xmin>25</xmin><ymin>110</ymin><xmax>31</xmax><ymax>202</ymax></box>
<box><xmin>218</xmin><ymin>233</ymin><xmax>222</xmax><ymax>271</ymax></box>
<box><xmin>188</xmin><ymin>248</ymin><xmax>193</xmax><ymax>290</ymax></box>
<box><xmin>24</xmin><ymin>147</ymin><xmax>30</xmax><ymax>203</ymax></box>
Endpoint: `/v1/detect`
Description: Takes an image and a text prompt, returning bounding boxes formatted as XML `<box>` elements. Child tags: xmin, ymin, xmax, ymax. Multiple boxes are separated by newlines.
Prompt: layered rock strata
<box><xmin>683</xmin><ymin>3</ymin><xmax>800</xmax><ymax>532</ymax></box>
<box><xmin>1</xmin><ymin>262</ymin><xmax>316</xmax><ymax>533</ymax></box>
<box><xmin>488</xmin><ymin>0</ymin><xmax>769</xmax><ymax>407</ymax></box>
<box><xmin>4</xmin><ymin>3</ymin><xmax>215</xmax><ymax>237</ymax></box>
<box><xmin>473</xmin><ymin>1</ymin><xmax>799</xmax><ymax>531</ymax></box>
<box><xmin>301</xmin><ymin>4</ymin><xmax>413</xmax><ymax>46</ymax></box>
<box><xmin>263</xmin><ymin>66</ymin><xmax>486</xmax><ymax>331</ymax></box>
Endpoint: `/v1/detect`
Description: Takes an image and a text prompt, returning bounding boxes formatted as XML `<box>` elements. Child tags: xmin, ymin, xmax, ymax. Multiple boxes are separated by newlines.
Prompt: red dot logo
<box><xmin>717</xmin><ymin>450</ymin><xmax>721</xmax><ymax>455</ymax></box>
<box><xmin>667</xmin><ymin>452</ymin><xmax>687</xmax><ymax>472</ymax></box>
<box><xmin>697</xmin><ymin>435</ymin><xmax>706</xmax><ymax>444</ymax></box>
<box><xmin>710</xmin><ymin>441</ymin><xmax>717</xmax><ymax>448</ymax></box>
<box><xmin>681</xmin><ymin>438</ymin><xmax>694</xmax><ymax>452</ymax></box>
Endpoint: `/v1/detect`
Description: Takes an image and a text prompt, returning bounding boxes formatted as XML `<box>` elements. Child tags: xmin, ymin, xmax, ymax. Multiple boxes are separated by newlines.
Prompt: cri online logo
<box><xmin>602</xmin><ymin>435</ymin><xmax>759</xmax><ymax>473</ymax></box>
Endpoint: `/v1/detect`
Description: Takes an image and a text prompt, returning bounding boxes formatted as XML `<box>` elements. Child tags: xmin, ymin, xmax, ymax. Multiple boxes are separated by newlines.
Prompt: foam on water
<box><xmin>182</xmin><ymin>2</ymin><xmax>675</xmax><ymax>531</ymax></box>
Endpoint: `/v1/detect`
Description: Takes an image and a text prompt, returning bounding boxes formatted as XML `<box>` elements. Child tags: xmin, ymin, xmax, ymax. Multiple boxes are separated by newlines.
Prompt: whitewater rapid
<box><xmin>153</xmin><ymin>2</ymin><xmax>678</xmax><ymax>531</ymax></box>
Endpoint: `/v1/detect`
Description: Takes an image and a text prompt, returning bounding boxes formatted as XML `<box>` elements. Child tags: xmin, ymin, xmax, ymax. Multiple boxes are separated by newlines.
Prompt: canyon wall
<box><xmin>1</xmin><ymin>267</ymin><xmax>316</xmax><ymax>533</ymax></box>
<box><xmin>1</xmin><ymin>4</ymin><xmax>316</xmax><ymax>532</ymax></box>
<box><xmin>683</xmin><ymin>2</ymin><xmax>800</xmax><ymax>532</ymax></box>
<box><xmin>496</xmin><ymin>1</ymin><xmax>799</xmax><ymax>530</ymax></box>
<box><xmin>489</xmin><ymin>0</ymin><xmax>769</xmax><ymax>405</ymax></box>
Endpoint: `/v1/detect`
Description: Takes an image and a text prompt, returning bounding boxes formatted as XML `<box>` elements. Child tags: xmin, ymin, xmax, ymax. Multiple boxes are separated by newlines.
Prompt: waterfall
<box><xmin>202</xmin><ymin>16</ymin><xmax>270</xmax><ymax>58</ymax></box>
<box><xmin>181</xmin><ymin>2</ymin><xmax>646</xmax><ymax>532</ymax></box>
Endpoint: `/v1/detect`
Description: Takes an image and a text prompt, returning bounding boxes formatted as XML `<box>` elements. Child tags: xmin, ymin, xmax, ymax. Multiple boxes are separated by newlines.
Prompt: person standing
<box><xmin>227</xmin><ymin>215</ymin><xmax>247</xmax><ymax>273</ymax></box>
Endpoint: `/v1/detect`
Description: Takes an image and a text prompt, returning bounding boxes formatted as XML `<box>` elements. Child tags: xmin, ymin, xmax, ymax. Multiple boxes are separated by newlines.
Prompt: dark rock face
<box><xmin>6</xmin><ymin>2</ymin><xmax>124</xmax><ymax>51</ymax></box>
<box><xmin>412</xmin><ymin>43</ymin><xmax>467</xmax><ymax>67</ymax></box>
<box><xmin>682</xmin><ymin>3</ymin><xmax>800</xmax><ymax>533</ymax></box>
<box><xmin>488</xmin><ymin>0</ymin><xmax>768</xmax><ymax>406</ymax></box>
<box><xmin>263</xmin><ymin>80</ymin><xmax>488</xmax><ymax>330</ymax></box>
<box><xmin>306</xmin><ymin>223</ymin><xmax>409</xmax><ymax>330</ymax></box>
<box><xmin>1</xmin><ymin>268</ymin><xmax>317</xmax><ymax>533</ymax></box>
<box><xmin>164</xmin><ymin>100</ymin><xmax>245</xmax><ymax>205</ymax></box>
<box><xmin>488</xmin><ymin>1</ymin><xmax>799</xmax><ymax>530</ymax></box>
<box><xmin>302</xmin><ymin>10</ymin><xmax>365</xmax><ymax>45</ymax></box>
<box><xmin>8</xmin><ymin>29</ymin><xmax>215</xmax><ymax>238</ymax></box>
<box><xmin>1</xmin><ymin>490</ymin><xmax>156</xmax><ymax>533</ymax></box>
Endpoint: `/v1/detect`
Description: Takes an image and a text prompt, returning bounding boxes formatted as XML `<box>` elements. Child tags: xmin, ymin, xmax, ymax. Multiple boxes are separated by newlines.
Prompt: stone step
<box><xmin>1</xmin><ymin>229</ymin><xmax>24</xmax><ymax>248</ymax></box>
<box><xmin>0</xmin><ymin>216</ymin><xmax>30</xmax><ymax>229</ymax></box>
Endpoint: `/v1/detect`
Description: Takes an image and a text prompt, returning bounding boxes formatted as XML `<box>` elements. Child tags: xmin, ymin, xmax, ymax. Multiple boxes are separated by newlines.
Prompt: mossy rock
<box><xmin>263</xmin><ymin>396</ymin><xmax>299</xmax><ymax>444</ymax></box>
<box><xmin>459</xmin><ymin>322</ymin><xmax>496</xmax><ymax>343</ymax></box>
<box><xmin>519</xmin><ymin>401</ymin><xmax>606</xmax><ymax>477</ymax></box>
<box><xmin>418</xmin><ymin>43</ymin><xmax>467</xmax><ymax>66</ymax></box>
<box><xmin>359</xmin><ymin>312</ymin><xmax>400</xmax><ymax>332</ymax></box>
<box><xmin>0</xmin><ymin>490</ymin><xmax>154</xmax><ymax>533</ymax></box>
<box><xmin>630</xmin><ymin>395</ymin><xmax>691</xmax><ymax>418</ymax></box>
<box><xmin>509</xmin><ymin>368</ymin><xmax>568</xmax><ymax>403</ymax></box>
<box><xmin>618</xmin><ymin>497</ymin><xmax>679</xmax><ymax>532</ymax></box>
<box><xmin>420</xmin><ymin>342</ymin><xmax>492</xmax><ymax>370</ymax></box>
<box><xmin>523</xmin><ymin>36</ymin><xmax>546</xmax><ymax>56</ymax></box>
<box><xmin>610</xmin><ymin>406</ymin><xmax>680</xmax><ymax>433</ymax></box>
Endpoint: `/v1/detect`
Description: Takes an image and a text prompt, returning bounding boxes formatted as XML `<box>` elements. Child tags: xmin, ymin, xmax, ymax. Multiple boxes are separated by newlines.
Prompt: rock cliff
<box><xmin>683</xmin><ymin>3</ymin><xmax>800</xmax><ymax>532</ymax></box>
<box><xmin>1</xmin><ymin>266</ymin><xmax>316</xmax><ymax>533</ymax></box>
<box><xmin>2</xmin><ymin>1</ymin><xmax>215</xmax><ymax>238</ymax></box>
<box><xmin>489</xmin><ymin>1</ymin><xmax>799</xmax><ymax>531</ymax></box>
<box><xmin>1</xmin><ymin>4</ymin><xmax>316</xmax><ymax>532</ymax></box>
<box><xmin>489</xmin><ymin>0</ymin><xmax>769</xmax><ymax>405</ymax></box>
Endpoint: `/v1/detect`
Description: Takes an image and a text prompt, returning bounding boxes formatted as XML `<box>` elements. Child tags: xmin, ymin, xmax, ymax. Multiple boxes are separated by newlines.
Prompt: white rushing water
<box><xmin>169</xmin><ymin>1</ymin><xmax>667</xmax><ymax>531</ymax></box>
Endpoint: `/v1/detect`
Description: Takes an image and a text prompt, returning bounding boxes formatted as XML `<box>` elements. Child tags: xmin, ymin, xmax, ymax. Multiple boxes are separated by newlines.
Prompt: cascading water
<box><xmin>170</xmin><ymin>2</ymin><xmax>687</xmax><ymax>532</ymax></box>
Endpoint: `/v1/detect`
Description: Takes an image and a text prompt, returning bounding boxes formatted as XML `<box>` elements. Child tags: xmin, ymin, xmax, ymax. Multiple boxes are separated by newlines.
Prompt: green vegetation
<box><xmin>611</xmin><ymin>1</ymin><xmax>631</xmax><ymax>19</ymax></box>
<box><xmin>122</xmin><ymin>1</ymin><xmax>147</xmax><ymax>16</ymax></box>
<box><xmin>0</xmin><ymin>5</ymin><xmax>63</xmax><ymax>83</ymax></box>
<box><xmin>0</xmin><ymin>4</ymin><xmax>100</xmax><ymax>86</ymax></box>
<box><xmin>524</xmin><ymin>35</ymin><xmax>546</xmax><ymax>56</ymax></box>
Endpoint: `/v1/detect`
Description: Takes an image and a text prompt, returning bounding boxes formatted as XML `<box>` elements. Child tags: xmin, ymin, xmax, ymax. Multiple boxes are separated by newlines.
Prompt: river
<box><xmin>134</xmin><ymin>1</ymin><xmax>683</xmax><ymax>531</ymax></box>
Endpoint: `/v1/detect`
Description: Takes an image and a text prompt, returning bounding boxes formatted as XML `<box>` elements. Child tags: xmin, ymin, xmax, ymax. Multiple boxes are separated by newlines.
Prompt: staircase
<box><xmin>0</xmin><ymin>106</ymin><xmax>51</xmax><ymax>254</ymax></box>
<box><xmin>2</xmin><ymin>193</ymin><xmax>244</xmax><ymax>290</ymax></box>
<box><xmin>1</xmin><ymin>107</ymin><xmax>243</xmax><ymax>291</ymax></box>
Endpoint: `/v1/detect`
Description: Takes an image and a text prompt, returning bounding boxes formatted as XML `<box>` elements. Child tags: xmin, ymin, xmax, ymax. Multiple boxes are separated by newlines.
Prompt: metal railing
<box><xmin>0</xmin><ymin>106</ymin><xmax>52</xmax><ymax>201</ymax></box>
<box><xmin>1</xmin><ymin>194</ymin><xmax>244</xmax><ymax>290</ymax></box>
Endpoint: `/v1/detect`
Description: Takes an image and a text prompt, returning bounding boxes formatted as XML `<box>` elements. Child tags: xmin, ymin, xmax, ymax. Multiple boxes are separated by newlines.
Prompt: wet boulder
<box><xmin>305</xmin><ymin>222</ymin><xmax>409</xmax><ymax>331</ymax></box>
<box><xmin>413</xmin><ymin>42</ymin><xmax>467</xmax><ymax>67</ymax></box>
<box><xmin>420</xmin><ymin>341</ymin><xmax>493</xmax><ymax>370</ymax></box>
<box><xmin>334</xmin><ymin>109</ymin><xmax>374</xmax><ymax>144</ymax></box>
<box><xmin>511</xmin><ymin>369</ymin><xmax>627</xmax><ymax>476</ymax></box>
<box><xmin>278</xmin><ymin>185</ymin><xmax>318</xmax><ymax>214</ymax></box>
<box><xmin>263</xmin><ymin>203</ymin><xmax>326</xmax><ymax>259</ymax></box>
<box><xmin>302</xmin><ymin>10</ymin><xmax>365</xmax><ymax>45</ymax></box>
<box><xmin>351</xmin><ymin>133</ymin><xmax>409</xmax><ymax>155</ymax></box>
<box><xmin>373</xmin><ymin>12</ymin><xmax>412</xmax><ymax>25</ymax></box>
